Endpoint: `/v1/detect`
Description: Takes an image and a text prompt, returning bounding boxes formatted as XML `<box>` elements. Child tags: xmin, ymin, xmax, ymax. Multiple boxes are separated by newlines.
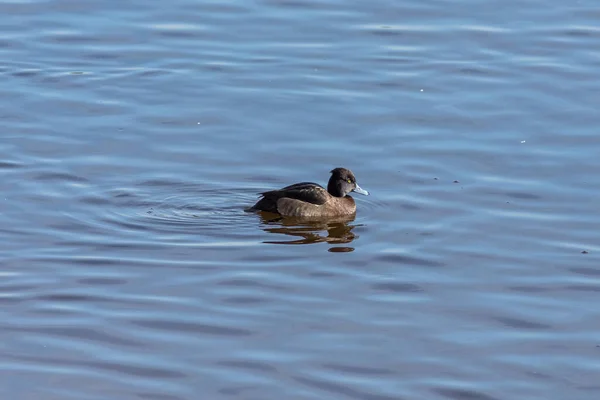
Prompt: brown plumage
<box><xmin>248</xmin><ymin>167</ymin><xmax>369</xmax><ymax>217</ymax></box>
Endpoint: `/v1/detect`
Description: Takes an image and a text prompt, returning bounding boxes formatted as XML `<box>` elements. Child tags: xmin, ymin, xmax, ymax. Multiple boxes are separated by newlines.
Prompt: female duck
<box><xmin>249</xmin><ymin>167</ymin><xmax>369</xmax><ymax>217</ymax></box>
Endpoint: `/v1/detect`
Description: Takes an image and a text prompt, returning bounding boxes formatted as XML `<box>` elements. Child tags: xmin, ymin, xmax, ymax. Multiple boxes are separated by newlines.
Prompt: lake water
<box><xmin>1</xmin><ymin>0</ymin><xmax>599</xmax><ymax>399</ymax></box>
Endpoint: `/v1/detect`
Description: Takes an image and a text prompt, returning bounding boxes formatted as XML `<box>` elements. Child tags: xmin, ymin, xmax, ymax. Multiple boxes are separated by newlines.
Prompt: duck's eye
<box><xmin>346</xmin><ymin>179</ymin><xmax>352</xmax><ymax>184</ymax></box>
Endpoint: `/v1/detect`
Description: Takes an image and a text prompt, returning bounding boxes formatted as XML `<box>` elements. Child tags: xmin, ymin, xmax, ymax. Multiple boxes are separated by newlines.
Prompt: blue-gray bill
<box><xmin>353</xmin><ymin>184</ymin><xmax>369</xmax><ymax>195</ymax></box>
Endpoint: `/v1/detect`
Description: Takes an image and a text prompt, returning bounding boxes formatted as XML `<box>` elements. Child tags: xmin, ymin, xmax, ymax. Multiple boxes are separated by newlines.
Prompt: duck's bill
<box><xmin>353</xmin><ymin>184</ymin><xmax>369</xmax><ymax>196</ymax></box>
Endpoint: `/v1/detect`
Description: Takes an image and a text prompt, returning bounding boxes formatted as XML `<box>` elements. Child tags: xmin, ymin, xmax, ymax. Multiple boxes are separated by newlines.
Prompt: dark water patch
<box><xmin>216</xmin><ymin>278</ymin><xmax>288</xmax><ymax>291</ymax></box>
<box><xmin>84</xmin><ymin>51</ymin><xmax>123</xmax><ymax>60</ymax></box>
<box><xmin>79</xmin><ymin>195</ymin><xmax>112</xmax><ymax>205</ymax></box>
<box><xmin>218</xmin><ymin>359</ymin><xmax>278</xmax><ymax>373</ymax></box>
<box><xmin>308</xmin><ymin>271</ymin><xmax>338</xmax><ymax>277</ymax></box>
<box><xmin>0</xmin><ymin>296</ymin><xmax>26</xmax><ymax>305</ymax></box>
<box><xmin>7</xmin><ymin>326</ymin><xmax>140</xmax><ymax>348</ymax></box>
<box><xmin>93</xmin><ymin>361</ymin><xmax>186</xmax><ymax>379</ymax></box>
<box><xmin>564</xmin><ymin>284</ymin><xmax>600</xmax><ymax>292</ymax></box>
<box><xmin>362</xmin><ymin>26</ymin><xmax>407</xmax><ymax>38</ymax></box>
<box><xmin>322</xmin><ymin>362</ymin><xmax>394</xmax><ymax>376</ymax></box>
<box><xmin>33</xmin><ymin>172</ymin><xmax>89</xmax><ymax>183</ymax></box>
<box><xmin>458</xmin><ymin>67</ymin><xmax>489</xmax><ymax>76</ymax></box>
<box><xmin>562</xmin><ymin>27</ymin><xmax>600</xmax><ymax>38</ymax></box>
<box><xmin>375</xmin><ymin>79</ymin><xmax>410</xmax><ymax>89</ymax></box>
<box><xmin>136</xmin><ymin>69</ymin><xmax>171</xmax><ymax>78</ymax></box>
<box><xmin>0</xmin><ymin>284</ymin><xmax>38</xmax><ymax>293</ymax></box>
<box><xmin>376</xmin><ymin>253</ymin><xmax>445</xmax><ymax>268</ymax></box>
<box><xmin>218</xmin><ymin>386</ymin><xmax>254</xmax><ymax>396</ymax></box>
<box><xmin>0</xmin><ymin>160</ymin><xmax>24</xmax><ymax>169</ymax></box>
<box><xmin>263</xmin><ymin>0</ymin><xmax>338</xmax><ymax>10</ymax></box>
<box><xmin>434</xmin><ymin>388</ymin><xmax>499</xmax><ymax>400</ymax></box>
<box><xmin>132</xmin><ymin>319</ymin><xmax>252</xmax><ymax>337</ymax></box>
<box><xmin>508</xmin><ymin>286</ymin><xmax>550</xmax><ymax>293</ymax></box>
<box><xmin>401</xmin><ymin>203</ymin><xmax>420</xmax><ymax>210</ymax></box>
<box><xmin>112</xmin><ymin>191</ymin><xmax>143</xmax><ymax>199</ymax></box>
<box><xmin>141</xmin><ymin>179</ymin><xmax>189</xmax><ymax>188</ymax></box>
<box><xmin>12</xmin><ymin>69</ymin><xmax>41</xmax><ymax>78</ymax></box>
<box><xmin>0</xmin><ymin>226</ymin><xmax>30</xmax><ymax>237</ymax></box>
<box><xmin>504</xmin><ymin>191</ymin><xmax>541</xmax><ymax>200</ymax></box>
<box><xmin>222</xmin><ymin>296</ymin><xmax>270</xmax><ymax>305</ymax></box>
<box><xmin>570</xmin><ymin>267</ymin><xmax>600</xmax><ymax>277</ymax></box>
<box><xmin>34</xmin><ymin>292</ymin><xmax>125</xmax><ymax>304</ymax></box>
<box><xmin>154</xmin><ymin>28</ymin><xmax>206</xmax><ymax>40</ymax></box>
<box><xmin>294</xmin><ymin>375</ymin><xmax>401</xmax><ymax>400</ymax></box>
<box><xmin>77</xmin><ymin>277</ymin><xmax>128</xmax><ymax>286</ymax></box>
<box><xmin>80</xmin><ymin>241</ymin><xmax>171</xmax><ymax>252</ymax></box>
<box><xmin>30</xmin><ymin>308</ymin><xmax>80</xmax><ymax>317</ymax></box>
<box><xmin>577</xmin><ymin>384</ymin><xmax>600</xmax><ymax>392</ymax></box>
<box><xmin>372</xmin><ymin>281</ymin><xmax>423</xmax><ymax>293</ymax></box>
<box><xmin>0</xmin><ymin>351</ymin><xmax>184</xmax><ymax>380</ymax></box>
<box><xmin>33</xmin><ymin>256</ymin><xmax>123</xmax><ymax>267</ymax></box>
<box><xmin>45</xmin><ymin>32</ymin><xmax>121</xmax><ymax>45</ymax></box>
<box><xmin>494</xmin><ymin>316</ymin><xmax>551</xmax><ymax>330</ymax></box>
<box><xmin>138</xmin><ymin>393</ymin><xmax>183</xmax><ymax>400</ymax></box>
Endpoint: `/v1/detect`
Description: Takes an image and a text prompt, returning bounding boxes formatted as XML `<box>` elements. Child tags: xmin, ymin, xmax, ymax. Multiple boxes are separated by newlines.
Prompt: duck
<box><xmin>248</xmin><ymin>167</ymin><xmax>369</xmax><ymax>217</ymax></box>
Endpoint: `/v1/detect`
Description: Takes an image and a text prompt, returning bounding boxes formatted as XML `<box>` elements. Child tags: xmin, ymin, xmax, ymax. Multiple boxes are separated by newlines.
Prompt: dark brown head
<box><xmin>327</xmin><ymin>167</ymin><xmax>369</xmax><ymax>198</ymax></box>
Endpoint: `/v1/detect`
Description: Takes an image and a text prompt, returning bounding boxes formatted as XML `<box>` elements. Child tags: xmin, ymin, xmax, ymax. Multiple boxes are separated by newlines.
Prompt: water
<box><xmin>2</xmin><ymin>0</ymin><xmax>600</xmax><ymax>399</ymax></box>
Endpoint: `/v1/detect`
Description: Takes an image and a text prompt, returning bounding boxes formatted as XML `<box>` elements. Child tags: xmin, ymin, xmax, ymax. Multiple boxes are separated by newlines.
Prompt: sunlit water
<box><xmin>1</xmin><ymin>0</ymin><xmax>599</xmax><ymax>399</ymax></box>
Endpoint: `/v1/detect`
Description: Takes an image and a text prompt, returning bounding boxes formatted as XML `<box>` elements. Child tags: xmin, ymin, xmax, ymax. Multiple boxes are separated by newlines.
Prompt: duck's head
<box><xmin>327</xmin><ymin>167</ymin><xmax>369</xmax><ymax>198</ymax></box>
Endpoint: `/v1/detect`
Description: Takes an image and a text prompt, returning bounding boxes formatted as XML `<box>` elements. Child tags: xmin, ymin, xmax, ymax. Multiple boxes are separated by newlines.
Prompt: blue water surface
<box><xmin>1</xmin><ymin>0</ymin><xmax>599</xmax><ymax>399</ymax></box>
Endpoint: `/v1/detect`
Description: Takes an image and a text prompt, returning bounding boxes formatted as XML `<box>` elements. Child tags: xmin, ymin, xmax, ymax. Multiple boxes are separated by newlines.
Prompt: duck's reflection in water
<box><xmin>258</xmin><ymin>212</ymin><xmax>358</xmax><ymax>250</ymax></box>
